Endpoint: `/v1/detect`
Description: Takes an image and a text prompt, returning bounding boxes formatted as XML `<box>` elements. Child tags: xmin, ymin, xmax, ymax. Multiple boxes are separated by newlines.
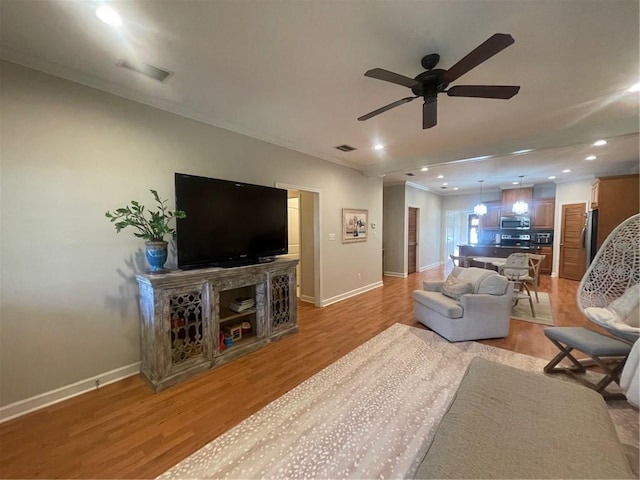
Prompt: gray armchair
<box><xmin>413</xmin><ymin>267</ymin><xmax>514</xmax><ymax>342</ymax></box>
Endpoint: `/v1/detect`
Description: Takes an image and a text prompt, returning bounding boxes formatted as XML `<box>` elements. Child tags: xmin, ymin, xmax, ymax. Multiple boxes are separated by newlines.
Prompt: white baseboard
<box><xmin>299</xmin><ymin>294</ymin><xmax>315</xmax><ymax>304</ymax></box>
<box><xmin>384</xmin><ymin>271</ymin><xmax>407</xmax><ymax>278</ymax></box>
<box><xmin>419</xmin><ymin>261</ymin><xmax>443</xmax><ymax>272</ymax></box>
<box><xmin>551</xmin><ymin>272</ymin><xmax>558</xmax><ymax>277</ymax></box>
<box><xmin>0</xmin><ymin>362</ymin><xmax>141</xmax><ymax>424</ymax></box>
<box><xmin>321</xmin><ymin>281</ymin><xmax>384</xmax><ymax>307</ymax></box>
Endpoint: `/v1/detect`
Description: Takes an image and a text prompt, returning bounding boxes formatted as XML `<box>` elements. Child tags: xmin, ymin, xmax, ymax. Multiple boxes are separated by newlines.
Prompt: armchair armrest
<box><xmin>423</xmin><ymin>280</ymin><xmax>444</xmax><ymax>292</ymax></box>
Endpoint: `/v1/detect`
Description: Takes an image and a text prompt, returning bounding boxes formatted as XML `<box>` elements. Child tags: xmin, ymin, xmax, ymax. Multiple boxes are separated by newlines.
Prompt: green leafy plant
<box><xmin>105</xmin><ymin>190</ymin><xmax>186</xmax><ymax>241</ymax></box>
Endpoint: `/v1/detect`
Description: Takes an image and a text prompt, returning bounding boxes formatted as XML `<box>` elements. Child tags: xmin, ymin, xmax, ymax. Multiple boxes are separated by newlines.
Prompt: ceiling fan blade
<box><xmin>364</xmin><ymin>68</ymin><xmax>420</xmax><ymax>89</ymax></box>
<box><xmin>447</xmin><ymin>85</ymin><xmax>520</xmax><ymax>99</ymax></box>
<box><xmin>445</xmin><ymin>33</ymin><xmax>515</xmax><ymax>83</ymax></box>
<box><xmin>358</xmin><ymin>96</ymin><xmax>417</xmax><ymax>121</ymax></box>
<box><xmin>423</xmin><ymin>97</ymin><xmax>437</xmax><ymax>129</ymax></box>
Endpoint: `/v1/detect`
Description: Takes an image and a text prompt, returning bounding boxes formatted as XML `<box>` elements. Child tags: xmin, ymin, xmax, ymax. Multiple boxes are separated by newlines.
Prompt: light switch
<box><xmin>371</xmin><ymin>222</ymin><xmax>376</xmax><ymax>229</ymax></box>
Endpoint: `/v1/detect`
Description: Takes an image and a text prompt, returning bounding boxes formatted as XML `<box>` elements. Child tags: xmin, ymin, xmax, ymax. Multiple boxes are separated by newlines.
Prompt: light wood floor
<box><xmin>0</xmin><ymin>266</ymin><xmax>596</xmax><ymax>479</ymax></box>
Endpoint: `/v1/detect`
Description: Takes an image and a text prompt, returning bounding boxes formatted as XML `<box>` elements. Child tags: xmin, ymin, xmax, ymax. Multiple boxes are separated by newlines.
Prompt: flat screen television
<box><xmin>175</xmin><ymin>173</ymin><xmax>288</xmax><ymax>269</ymax></box>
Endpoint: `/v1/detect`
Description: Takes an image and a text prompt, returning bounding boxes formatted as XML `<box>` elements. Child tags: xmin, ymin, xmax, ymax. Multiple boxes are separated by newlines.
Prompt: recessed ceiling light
<box><xmin>442</xmin><ymin>182</ymin><xmax>448</xmax><ymax>186</ymax></box>
<box><xmin>421</xmin><ymin>167</ymin><xmax>428</xmax><ymax>172</ymax></box>
<box><xmin>548</xmin><ymin>176</ymin><xmax>556</xmax><ymax>180</ymax></box>
<box><xmin>628</xmin><ymin>82</ymin><xmax>640</xmax><ymax>93</ymax></box>
<box><xmin>562</xmin><ymin>169</ymin><xmax>571</xmax><ymax>173</ymax></box>
<box><xmin>453</xmin><ymin>187</ymin><xmax>459</xmax><ymax>191</ymax></box>
<box><xmin>593</xmin><ymin>139</ymin><xmax>607</xmax><ymax>146</ymax></box>
<box><xmin>96</xmin><ymin>6</ymin><xmax>123</xmax><ymax>26</ymax></box>
<box><xmin>373</xmin><ymin>144</ymin><xmax>384</xmax><ymax>150</ymax></box>
<box><xmin>512</xmin><ymin>149</ymin><xmax>533</xmax><ymax>155</ymax></box>
<box><xmin>512</xmin><ymin>181</ymin><xmax>519</xmax><ymax>185</ymax></box>
<box><xmin>585</xmin><ymin>155</ymin><xmax>597</xmax><ymax>161</ymax></box>
<box><xmin>437</xmin><ymin>175</ymin><xmax>444</xmax><ymax>179</ymax></box>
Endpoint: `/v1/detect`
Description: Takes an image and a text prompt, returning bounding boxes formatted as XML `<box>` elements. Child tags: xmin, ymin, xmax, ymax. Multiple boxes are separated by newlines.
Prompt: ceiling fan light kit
<box><xmin>358</xmin><ymin>33</ymin><xmax>520</xmax><ymax>129</ymax></box>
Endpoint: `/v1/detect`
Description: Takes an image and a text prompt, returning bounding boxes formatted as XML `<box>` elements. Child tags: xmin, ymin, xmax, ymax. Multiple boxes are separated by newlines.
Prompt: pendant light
<box><xmin>473</xmin><ymin>180</ymin><xmax>487</xmax><ymax>216</ymax></box>
<box><xmin>512</xmin><ymin>175</ymin><xmax>529</xmax><ymax>215</ymax></box>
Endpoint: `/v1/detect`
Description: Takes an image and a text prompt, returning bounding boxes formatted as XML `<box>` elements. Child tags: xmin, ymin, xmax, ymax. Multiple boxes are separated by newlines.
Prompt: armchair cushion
<box><xmin>477</xmin><ymin>274</ymin><xmax>509</xmax><ymax>296</ymax></box>
<box><xmin>441</xmin><ymin>274</ymin><xmax>474</xmax><ymax>300</ymax></box>
<box><xmin>413</xmin><ymin>291</ymin><xmax>464</xmax><ymax>319</ymax></box>
<box><xmin>453</xmin><ymin>267</ymin><xmax>497</xmax><ymax>294</ymax></box>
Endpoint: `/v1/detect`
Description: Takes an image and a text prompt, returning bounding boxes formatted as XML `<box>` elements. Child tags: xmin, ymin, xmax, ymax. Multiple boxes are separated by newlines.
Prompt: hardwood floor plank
<box><xmin>0</xmin><ymin>266</ymin><xmax>597</xmax><ymax>479</ymax></box>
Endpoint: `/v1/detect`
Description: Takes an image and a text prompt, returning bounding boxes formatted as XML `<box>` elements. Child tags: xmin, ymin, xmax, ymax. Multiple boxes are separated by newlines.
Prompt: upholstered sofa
<box><xmin>413</xmin><ymin>266</ymin><xmax>513</xmax><ymax>342</ymax></box>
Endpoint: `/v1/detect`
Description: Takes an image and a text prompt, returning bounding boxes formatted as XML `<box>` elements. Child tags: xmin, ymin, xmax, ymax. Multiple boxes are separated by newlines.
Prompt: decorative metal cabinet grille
<box><xmin>271</xmin><ymin>273</ymin><xmax>293</xmax><ymax>331</ymax></box>
<box><xmin>169</xmin><ymin>291</ymin><xmax>204</xmax><ymax>364</ymax></box>
<box><xmin>136</xmin><ymin>258</ymin><xmax>298</xmax><ymax>391</ymax></box>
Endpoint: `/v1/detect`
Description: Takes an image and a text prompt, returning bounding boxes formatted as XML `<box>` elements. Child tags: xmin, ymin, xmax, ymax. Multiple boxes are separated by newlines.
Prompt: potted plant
<box><xmin>105</xmin><ymin>190</ymin><xmax>186</xmax><ymax>272</ymax></box>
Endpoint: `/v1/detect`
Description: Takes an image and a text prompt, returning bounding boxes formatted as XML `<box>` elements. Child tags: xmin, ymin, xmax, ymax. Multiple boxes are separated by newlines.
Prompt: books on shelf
<box><xmin>229</xmin><ymin>297</ymin><xmax>255</xmax><ymax>313</ymax></box>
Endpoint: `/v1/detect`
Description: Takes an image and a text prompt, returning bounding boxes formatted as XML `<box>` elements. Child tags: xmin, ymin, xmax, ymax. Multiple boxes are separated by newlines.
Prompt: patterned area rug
<box><xmin>511</xmin><ymin>291</ymin><xmax>554</xmax><ymax>325</ymax></box>
<box><xmin>158</xmin><ymin>323</ymin><xmax>638</xmax><ymax>479</ymax></box>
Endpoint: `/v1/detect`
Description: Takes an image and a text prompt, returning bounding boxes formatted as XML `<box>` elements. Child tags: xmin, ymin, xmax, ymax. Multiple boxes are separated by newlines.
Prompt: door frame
<box><xmin>276</xmin><ymin>182</ymin><xmax>322</xmax><ymax>307</ymax></box>
<box><xmin>407</xmin><ymin>205</ymin><xmax>420</xmax><ymax>274</ymax></box>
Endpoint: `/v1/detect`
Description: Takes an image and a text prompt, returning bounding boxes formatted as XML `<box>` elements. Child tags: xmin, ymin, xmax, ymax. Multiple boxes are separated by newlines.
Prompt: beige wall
<box><xmin>382</xmin><ymin>184</ymin><xmax>442</xmax><ymax>275</ymax></box>
<box><xmin>382</xmin><ymin>185</ymin><xmax>405</xmax><ymax>275</ymax></box>
<box><xmin>405</xmin><ymin>185</ymin><xmax>442</xmax><ymax>270</ymax></box>
<box><xmin>0</xmin><ymin>61</ymin><xmax>383</xmax><ymax>406</ymax></box>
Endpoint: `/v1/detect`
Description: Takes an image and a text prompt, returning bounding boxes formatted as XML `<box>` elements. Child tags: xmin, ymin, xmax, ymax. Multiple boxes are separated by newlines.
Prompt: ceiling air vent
<box><xmin>405</xmin><ymin>173</ymin><xmax>415</xmax><ymax>177</ymax></box>
<box><xmin>117</xmin><ymin>59</ymin><xmax>172</xmax><ymax>82</ymax></box>
<box><xmin>335</xmin><ymin>144</ymin><xmax>356</xmax><ymax>152</ymax></box>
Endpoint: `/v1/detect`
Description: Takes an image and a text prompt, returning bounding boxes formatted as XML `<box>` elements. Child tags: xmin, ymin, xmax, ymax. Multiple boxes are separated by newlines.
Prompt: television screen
<box><xmin>175</xmin><ymin>173</ymin><xmax>288</xmax><ymax>269</ymax></box>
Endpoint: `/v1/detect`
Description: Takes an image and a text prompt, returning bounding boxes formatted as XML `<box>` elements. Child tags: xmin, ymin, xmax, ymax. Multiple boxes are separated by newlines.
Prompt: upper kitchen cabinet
<box><xmin>501</xmin><ymin>187</ymin><xmax>533</xmax><ymax>216</ymax></box>
<box><xmin>480</xmin><ymin>201</ymin><xmax>501</xmax><ymax>229</ymax></box>
<box><xmin>532</xmin><ymin>198</ymin><xmax>555</xmax><ymax>229</ymax></box>
<box><xmin>591</xmin><ymin>174</ymin><xmax>639</xmax><ymax>248</ymax></box>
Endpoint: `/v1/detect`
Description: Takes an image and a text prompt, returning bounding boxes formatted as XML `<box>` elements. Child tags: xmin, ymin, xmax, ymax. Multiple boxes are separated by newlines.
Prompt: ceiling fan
<box><xmin>358</xmin><ymin>33</ymin><xmax>520</xmax><ymax>129</ymax></box>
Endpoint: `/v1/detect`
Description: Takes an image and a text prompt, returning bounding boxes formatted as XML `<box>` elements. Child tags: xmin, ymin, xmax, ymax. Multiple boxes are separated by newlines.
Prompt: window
<box><xmin>468</xmin><ymin>214</ymin><xmax>480</xmax><ymax>244</ymax></box>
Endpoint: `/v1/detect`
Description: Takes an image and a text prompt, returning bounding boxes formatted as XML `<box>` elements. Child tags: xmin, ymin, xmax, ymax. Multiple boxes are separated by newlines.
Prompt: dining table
<box><xmin>472</xmin><ymin>256</ymin><xmax>508</xmax><ymax>269</ymax></box>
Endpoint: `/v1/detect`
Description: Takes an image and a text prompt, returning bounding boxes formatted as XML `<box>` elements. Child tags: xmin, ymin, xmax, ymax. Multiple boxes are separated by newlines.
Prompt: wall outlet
<box><xmin>328</xmin><ymin>233</ymin><xmax>336</xmax><ymax>241</ymax></box>
<box><xmin>357</xmin><ymin>272</ymin><xmax>361</xmax><ymax>280</ymax></box>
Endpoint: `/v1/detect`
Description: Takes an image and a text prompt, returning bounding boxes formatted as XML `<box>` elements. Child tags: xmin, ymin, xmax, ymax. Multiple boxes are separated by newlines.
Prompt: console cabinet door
<box><xmin>268</xmin><ymin>265</ymin><xmax>297</xmax><ymax>339</ymax></box>
<box><xmin>139</xmin><ymin>281</ymin><xmax>212</xmax><ymax>387</ymax></box>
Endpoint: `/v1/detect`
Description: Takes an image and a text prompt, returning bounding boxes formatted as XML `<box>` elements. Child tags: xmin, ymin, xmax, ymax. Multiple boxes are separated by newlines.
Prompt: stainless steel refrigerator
<box><xmin>584</xmin><ymin>209</ymin><xmax>599</xmax><ymax>266</ymax></box>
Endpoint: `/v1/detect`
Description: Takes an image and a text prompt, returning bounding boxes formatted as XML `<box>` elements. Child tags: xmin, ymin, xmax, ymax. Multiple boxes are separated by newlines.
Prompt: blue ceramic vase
<box><xmin>145</xmin><ymin>240</ymin><xmax>168</xmax><ymax>273</ymax></box>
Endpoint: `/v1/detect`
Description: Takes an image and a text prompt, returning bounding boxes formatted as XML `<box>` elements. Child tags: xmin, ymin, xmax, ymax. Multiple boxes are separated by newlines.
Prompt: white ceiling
<box><xmin>1</xmin><ymin>0</ymin><xmax>638</xmax><ymax>195</ymax></box>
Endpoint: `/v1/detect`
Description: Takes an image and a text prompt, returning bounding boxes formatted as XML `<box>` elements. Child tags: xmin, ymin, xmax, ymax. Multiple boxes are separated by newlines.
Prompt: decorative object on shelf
<box><xmin>105</xmin><ymin>189</ymin><xmax>186</xmax><ymax>272</ymax></box>
<box><xmin>342</xmin><ymin>208</ymin><xmax>368</xmax><ymax>243</ymax></box>
<box><xmin>473</xmin><ymin>180</ymin><xmax>487</xmax><ymax>216</ymax></box>
<box><xmin>512</xmin><ymin>175</ymin><xmax>529</xmax><ymax>215</ymax></box>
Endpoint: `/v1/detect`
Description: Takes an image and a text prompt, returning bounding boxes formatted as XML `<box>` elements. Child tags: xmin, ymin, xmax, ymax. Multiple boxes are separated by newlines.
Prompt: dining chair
<box><xmin>525</xmin><ymin>254</ymin><xmax>546</xmax><ymax>302</ymax></box>
<box><xmin>449</xmin><ymin>254</ymin><xmax>469</xmax><ymax>268</ymax></box>
<box><xmin>499</xmin><ymin>252</ymin><xmax>535</xmax><ymax>317</ymax></box>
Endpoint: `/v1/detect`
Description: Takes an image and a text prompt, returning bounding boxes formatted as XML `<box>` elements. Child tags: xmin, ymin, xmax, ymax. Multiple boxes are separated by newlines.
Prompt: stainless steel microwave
<box><xmin>500</xmin><ymin>216</ymin><xmax>531</xmax><ymax>230</ymax></box>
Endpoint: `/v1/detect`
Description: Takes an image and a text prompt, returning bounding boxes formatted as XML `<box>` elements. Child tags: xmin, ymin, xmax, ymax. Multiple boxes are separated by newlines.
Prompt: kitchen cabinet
<box><xmin>591</xmin><ymin>174</ymin><xmax>639</xmax><ymax>249</ymax></box>
<box><xmin>539</xmin><ymin>246</ymin><xmax>553</xmax><ymax>275</ymax></box>
<box><xmin>501</xmin><ymin>187</ymin><xmax>533</xmax><ymax>216</ymax></box>
<box><xmin>532</xmin><ymin>199</ymin><xmax>555</xmax><ymax>229</ymax></box>
<box><xmin>480</xmin><ymin>201</ymin><xmax>501</xmax><ymax>229</ymax></box>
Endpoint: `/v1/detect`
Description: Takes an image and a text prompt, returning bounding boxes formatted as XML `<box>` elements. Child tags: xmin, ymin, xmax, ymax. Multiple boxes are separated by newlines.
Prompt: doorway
<box><xmin>277</xmin><ymin>182</ymin><xmax>322</xmax><ymax>307</ymax></box>
<box><xmin>559</xmin><ymin>203</ymin><xmax>587</xmax><ymax>280</ymax></box>
<box><xmin>408</xmin><ymin>207</ymin><xmax>419</xmax><ymax>274</ymax></box>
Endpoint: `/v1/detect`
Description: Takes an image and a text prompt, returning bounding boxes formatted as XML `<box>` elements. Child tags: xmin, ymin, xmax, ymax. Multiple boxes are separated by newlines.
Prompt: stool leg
<box><xmin>544</xmin><ymin>340</ymin><xmax>585</xmax><ymax>374</ymax></box>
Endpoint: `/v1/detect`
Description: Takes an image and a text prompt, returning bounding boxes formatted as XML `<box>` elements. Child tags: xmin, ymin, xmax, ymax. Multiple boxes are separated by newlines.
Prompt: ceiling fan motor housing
<box><xmin>412</xmin><ymin>69</ymin><xmax>450</xmax><ymax>97</ymax></box>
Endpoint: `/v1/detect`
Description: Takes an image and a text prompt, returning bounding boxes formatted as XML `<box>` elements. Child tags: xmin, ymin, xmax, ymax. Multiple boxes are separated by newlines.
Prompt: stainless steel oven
<box><xmin>501</xmin><ymin>233</ymin><xmax>531</xmax><ymax>246</ymax></box>
<box><xmin>500</xmin><ymin>216</ymin><xmax>531</xmax><ymax>230</ymax></box>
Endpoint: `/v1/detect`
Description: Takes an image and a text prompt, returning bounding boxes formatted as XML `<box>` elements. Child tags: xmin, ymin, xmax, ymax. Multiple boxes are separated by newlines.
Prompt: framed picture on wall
<box><xmin>342</xmin><ymin>208</ymin><xmax>368</xmax><ymax>243</ymax></box>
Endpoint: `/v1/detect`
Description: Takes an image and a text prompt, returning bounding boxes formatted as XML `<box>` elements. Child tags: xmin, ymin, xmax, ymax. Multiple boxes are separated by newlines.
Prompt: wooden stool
<box><xmin>543</xmin><ymin>327</ymin><xmax>632</xmax><ymax>400</ymax></box>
